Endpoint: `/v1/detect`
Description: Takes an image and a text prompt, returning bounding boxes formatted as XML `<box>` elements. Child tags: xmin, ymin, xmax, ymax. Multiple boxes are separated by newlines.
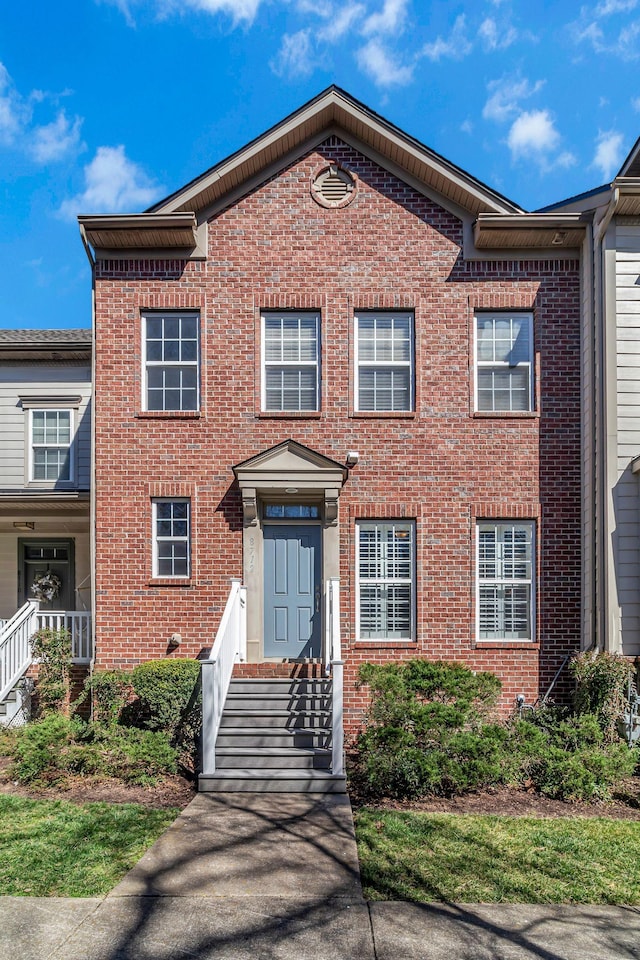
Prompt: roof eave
<box><xmin>474</xmin><ymin>213</ymin><xmax>588</xmax><ymax>250</ymax></box>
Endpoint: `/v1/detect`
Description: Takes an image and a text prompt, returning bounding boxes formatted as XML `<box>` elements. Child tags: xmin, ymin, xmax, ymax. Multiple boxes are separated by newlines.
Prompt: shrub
<box><xmin>11</xmin><ymin>714</ymin><xmax>82</xmax><ymax>783</ymax></box>
<box><xmin>86</xmin><ymin>670</ymin><xmax>133</xmax><ymax>725</ymax></box>
<box><xmin>30</xmin><ymin>628</ymin><xmax>72</xmax><ymax>715</ymax></box>
<box><xmin>571</xmin><ymin>651</ymin><xmax>633</xmax><ymax>741</ymax></box>
<box><xmin>130</xmin><ymin>659</ymin><xmax>201</xmax><ymax>736</ymax></box>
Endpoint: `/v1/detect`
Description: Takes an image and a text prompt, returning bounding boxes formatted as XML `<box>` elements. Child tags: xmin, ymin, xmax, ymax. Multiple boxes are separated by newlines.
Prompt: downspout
<box><xmin>593</xmin><ymin>187</ymin><xmax>620</xmax><ymax>652</ymax></box>
<box><xmin>79</xmin><ymin>224</ymin><xmax>97</xmax><ymax>712</ymax></box>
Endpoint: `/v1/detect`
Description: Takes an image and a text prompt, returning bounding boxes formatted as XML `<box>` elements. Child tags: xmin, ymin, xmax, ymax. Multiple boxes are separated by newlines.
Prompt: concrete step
<box><xmin>198</xmin><ymin>768</ymin><xmax>347</xmax><ymax>793</ymax></box>
<box><xmin>214</xmin><ymin>747</ymin><xmax>332</xmax><ymax>770</ymax></box>
<box><xmin>219</xmin><ymin>709</ymin><xmax>331</xmax><ymax>730</ymax></box>
<box><xmin>215</xmin><ymin>727</ymin><xmax>331</xmax><ymax>749</ymax></box>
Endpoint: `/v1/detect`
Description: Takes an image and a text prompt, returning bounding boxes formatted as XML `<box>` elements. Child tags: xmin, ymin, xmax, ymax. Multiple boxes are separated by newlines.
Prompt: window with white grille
<box><xmin>31</xmin><ymin>410</ymin><xmax>73</xmax><ymax>482</ymax></box>
<box><xmin>477</xmin><ymin>521</ymin><xmax>534</xmax><ymax>640</ymax></box>
<box><xmin>357</xmin><ymin>521</ymin><xmax>415</xmax><ymax>640</ymax></box>
<box><xmin>475</xmin><ymin>313</ymin><xmax>533</xmax><ymax>412</ymax></box>
<box><xmin>143</xmin><ymin>312</ymin><xmax>199</xmax><ymax>412</ymax></box>
<box><xmin>262</xmin><ymin>312</ymin><xmax>320</xmax><ymax>412</ymax></box>
<box><xmin>355</xmin><ymin>312</ymin><xmax>414</xmax><ymax>412</ymax></box>
<box><xmin>152</xmin><ymin>499</ymin><xmax>190</xmax><ymax>578</ymax></box>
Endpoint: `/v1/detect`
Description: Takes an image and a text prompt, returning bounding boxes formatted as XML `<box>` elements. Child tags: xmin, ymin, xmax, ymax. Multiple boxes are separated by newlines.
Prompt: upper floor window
<box><xmin>475</xmin><ymin>312</ymin><xmax>533</xmax><ymax>412</ymax></box>
<box><xmin>355</xmin><ymin>312</ymin><xmax>414</xmax><ymax>412</ymax></box>
<box><xmin>262</xmin><ymin>311</ymin><xmax>320</xmax><ymax>412</ymax></box>
<box><xmin>477</xmin><ymin>521</ymin><xmax>534</xmax><ymax>641</ymax></box>
<box><xmin>152</xmin><ymin>499</ymin><xmax>191</xmax><ymax>578</ymax></box>
<box><xmin>31</xmin><ymin>410</ymin><xmax>73</xmax><ymax>482</ymax></box>
<box><xmin>143</xmin><ymin>312</ymin><xmax>199</xmax><ymax>412</ymax></box>
<box><xmin>357</xmin><ymin>520</ymin><xmax>415</xmax><ymax>640</ymax></box>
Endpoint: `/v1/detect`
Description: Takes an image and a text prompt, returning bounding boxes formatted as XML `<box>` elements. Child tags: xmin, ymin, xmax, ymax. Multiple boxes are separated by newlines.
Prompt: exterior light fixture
<box><xmin>345</xmin><ymin>451</ymin><xmax>359</xmax><ymax>467</ymax></box>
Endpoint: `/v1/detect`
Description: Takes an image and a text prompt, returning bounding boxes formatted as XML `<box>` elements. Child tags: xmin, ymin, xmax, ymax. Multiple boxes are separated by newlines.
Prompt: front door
<box><xmin>19</xmin><ymin>539</ymin><xmax>75</xmax><ymax>611</ymax></box>
<box><xmin>263</xmin><ymin>524</ymin><xmax>321</xmax><ymax>658</ymax></box>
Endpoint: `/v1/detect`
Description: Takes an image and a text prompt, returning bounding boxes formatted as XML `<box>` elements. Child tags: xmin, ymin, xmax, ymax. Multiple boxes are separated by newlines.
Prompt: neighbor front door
<box><xmin>19</xmin><ymin>539</ymin><xmax>75</xmax><ymax>611</ymax></box>
<box><xmin>263</xmin><ymin>524</ymin><xmax>321</xmax><ymax>658</ymax></box>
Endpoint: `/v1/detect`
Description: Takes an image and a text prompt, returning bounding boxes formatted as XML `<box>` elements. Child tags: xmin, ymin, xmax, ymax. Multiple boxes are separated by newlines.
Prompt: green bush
<box><xmin>571</xmin><ymin>651</ymin><xmax>633</xmax><ymax>740</ymax></box>
<box><xmin>8</xmin><ymin>715</ymin><xmax>177</xmax><ymax>786</ymax></box>
<box><xmin>30</xmin><ymin>628</ymin><xmax>72</xmax><ymax>715</ymax></box>
<box><xmin>130</xmin><ymin>659</ymin><xmax>200</xmax><ymax>736</ymax></box>
<box><xmin>86</xmin><ymin>670</ymin><xmax>133</xmax><ymax>725</ymax></box>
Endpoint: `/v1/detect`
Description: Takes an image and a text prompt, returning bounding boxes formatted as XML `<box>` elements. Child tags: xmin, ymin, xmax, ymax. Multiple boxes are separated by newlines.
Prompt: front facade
<box><xmin>82</xmin><ymin>88</ymin><xmax>584</xmax><ymax>732</ymax></box>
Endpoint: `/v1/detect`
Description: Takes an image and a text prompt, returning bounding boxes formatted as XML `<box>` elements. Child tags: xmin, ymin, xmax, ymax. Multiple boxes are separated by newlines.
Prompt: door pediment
<box><xmin>233</xmin><ymin>440</ymin><xmax>347</xmax><ymax>526</ymax></box>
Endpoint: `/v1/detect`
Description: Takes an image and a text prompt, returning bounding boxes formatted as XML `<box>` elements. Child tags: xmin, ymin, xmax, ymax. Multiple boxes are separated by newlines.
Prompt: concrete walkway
<box><xmin>1</xmin><ymin>793</ymin><xmax>640</xmax><ymax>959</ymax></box>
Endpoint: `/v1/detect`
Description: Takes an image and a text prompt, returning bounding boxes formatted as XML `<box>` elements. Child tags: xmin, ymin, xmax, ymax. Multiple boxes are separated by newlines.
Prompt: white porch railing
<box><xmin>325</xmin><ymin>577</ymin><xmax>344</xmax><ymax>777</ymax></box>
<box><xmin>0</xmin><ymin>600</ymin><xmax>39</xmax><ymax>704</ymax></box>
<box><xmin>201</xmin><ymin>579</ymin><xmax>247</xmax><ymax>776</ymax></box>
<box><xmin>35</xmin><ymin>612</ymin><xmax>93</xmax><ymax>664</ymax></box>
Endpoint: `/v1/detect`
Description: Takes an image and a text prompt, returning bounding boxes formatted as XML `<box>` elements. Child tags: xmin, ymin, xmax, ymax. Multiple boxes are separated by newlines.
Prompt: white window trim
<box><xmin>354</xmin><ymin>311</ymin><xmax>415</xmax><ymax>413</ymax></box>
<box><xmin>260</xmin><ymin>311</ymin><xmax>321</xmax><ymax>412</ymax></box>
<box><xmin>152</xmin><ymin>498</ymin><xmax>191</xmax><ymax>579</ymax></box>
<box><xmin>142</xmin><ymin>311</ymin><xmax>200</xmax><ymax>413</ymax></box>
<box><xmin>28</xmin><ymin>408</ymin><xmax>75</xmax><ymax>485</ymax></box>
<box><xmin>356</xmin><ymin>519</ymin><xmax>416</xmax><ymax>641</ymax></box>
<box><xmin>474</xmin><ymin>312</ymin><xmax>533</xmax><ymax>413</ymax></box>
<box><xmin>475</xmin><ymin>520</ymin><xmax>535</xmax><ymax>642</ymax></box>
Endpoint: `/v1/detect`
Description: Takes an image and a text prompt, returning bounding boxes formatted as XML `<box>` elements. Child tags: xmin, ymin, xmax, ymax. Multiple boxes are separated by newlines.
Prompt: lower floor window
<box><xmin>357</xmin><ymin>520</ymin><xmax>414</xmax><ymax>640</ymax></box>
<box><xmin>477</xmin><ymin>521</ymin><xmax>534</xmax><ymax>640</ymax></box>
<box><xmin>152</xmin><ymin>499</ymin><xmax>190</xmax><ymax>578</ymax></box>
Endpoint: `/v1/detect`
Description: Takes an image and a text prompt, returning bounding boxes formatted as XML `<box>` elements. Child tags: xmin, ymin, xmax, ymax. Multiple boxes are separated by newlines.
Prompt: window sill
<box><xmin>472</xmin><ymin>411</ymin><xmax>538</xmax><ymax>420</ymax></box>
<box><xmin>474</xmin><ymin>640</ymin><xmax>539</xmax><ymax>649</ymax></box>
<box><xmin>350</xmin><ymin>411</ymin><xmax>416</xmax><ymax>419</ymax></box>
<box><xmin>148</xmin><ymin>578</ymin><xmax>193</xmax><ymax>587</ymax></box>
<box><xmin>257</xmin><ymin>411</ymin><xmax>322</xmax><ymax>419</ymax></box>
<box><xmin>136</xmin><ymin>411</ymin><xmax>201</xmax><ymax>419</ymax></box>
<box><xmin>355</xmin><ymin>640</ymin><xmax>416</xmax><ymax>648</ymax></box>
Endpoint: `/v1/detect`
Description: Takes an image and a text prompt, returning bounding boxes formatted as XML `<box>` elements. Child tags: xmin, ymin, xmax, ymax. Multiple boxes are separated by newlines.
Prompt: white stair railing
<box><xmin>201</xmin><ymin>579</ymin><xmax>247</xmax><ymax>776</ymax></box>
<box><xmin>0</xmin><ymin>600</ymin><xmax>39</xmax><ymax>704</ymax></box>
<box><xmin>35</xmin><ymin>612</ymin><xmax>92</xmax><ymax>663</ymax></box>
<box><xmin>326</xmin><ymin>577</ymin><xmax>344</xmax><ymax>777</ymax></box>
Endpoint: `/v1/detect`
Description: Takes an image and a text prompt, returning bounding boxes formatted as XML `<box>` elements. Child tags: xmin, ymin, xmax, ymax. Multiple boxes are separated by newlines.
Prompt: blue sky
<box><xmin>1</xmin><ymin>0</ymin><xmax>640</xmax><ymax>329</ymax></box>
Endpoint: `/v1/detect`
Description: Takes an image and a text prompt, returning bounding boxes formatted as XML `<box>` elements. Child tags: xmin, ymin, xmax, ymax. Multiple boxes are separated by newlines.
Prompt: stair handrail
<box><xmin>0</xmin><ymin>599</ymin><xmax>39</xmax><ymax>704</ymax></box>
<box><xmin>201</xmin><ymin>579</ymin><xmax>247</xmax><ymax>776</ymax></box>
<box><xmin>326</xmin><ymin>577</ymin><xmax>344</xmax><ymax>777</ymax></box>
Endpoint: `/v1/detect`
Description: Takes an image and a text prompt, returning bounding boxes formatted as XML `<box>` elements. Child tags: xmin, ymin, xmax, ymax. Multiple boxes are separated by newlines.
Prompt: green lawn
<box><xmin>0</xmin><ymin>796</ymin><xmax>178</xmax><ymax>896</ymax></box>
<box><xmin>355</xmin><ymin>808</ymin><xmax>640</xmax><ymax>904</ymax></box>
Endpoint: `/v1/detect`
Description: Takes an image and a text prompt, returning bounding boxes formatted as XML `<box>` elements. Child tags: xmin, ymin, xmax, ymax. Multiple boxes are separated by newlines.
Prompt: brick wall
<box><xmin>93</xmin><ymin>137</ymin><xmax>581</xmax><ymax>733</ymax></box>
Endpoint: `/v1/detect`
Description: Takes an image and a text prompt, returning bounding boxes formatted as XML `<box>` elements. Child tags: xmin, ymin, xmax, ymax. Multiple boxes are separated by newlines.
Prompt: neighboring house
<box><xmin>546</xmin><ymin>140</ymin><xmax>640</xmax><ymax>660</ymax></box>
<box><xmin>0</xmin><ymin>329</ymin><xmax>92</xmax><ymax>722</ymax></box>
<box><xmin>78</xmin><ymin>87</ymin><xmax>586</xmax><ymax>790</ymax></box>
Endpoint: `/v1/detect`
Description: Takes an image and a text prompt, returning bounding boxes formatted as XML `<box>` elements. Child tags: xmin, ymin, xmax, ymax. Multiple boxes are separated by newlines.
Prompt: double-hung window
<box><xmin>152</xmin><ymin>499</ymin><xmax>191</xmax><ymax>578</ymax></box>
<box><xmin>357</xmin><ymin>520</ymin><xmax>415</xmax><ymax>640</ymax></box>
<box><xmin>477</xmin><ymin>521</ymin><xmax>534</xmax><ymax>641</ymax></box>
<box><xmin>143</xmin><ymin>312</ymin><xmax>199</xmax><ymax>412</ymax></box>
<box><xmin>475</xmin><ymin>312</ymin><xmax>533</xmax><ymax>412</ymax></box>
<box><xmin>355</xmin><ymin>312</ymin><xmax>414</xmax><ymax>412</ymax></box>
<box><xmin>31</xmin><ymin>410</ymin><xmax>73</xmax><ymax>482</ymax></box>
<box><xmin>262</xmin><ymin>311</ymin><xmax>320</xmax><ymax>412</ymax></box>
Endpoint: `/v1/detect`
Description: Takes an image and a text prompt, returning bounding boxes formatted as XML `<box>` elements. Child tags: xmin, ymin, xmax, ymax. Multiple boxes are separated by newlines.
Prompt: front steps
<box><xmin>199</xmin><ymin>676</ymin><xmax>346</xmax><ymax>794</ymax></box>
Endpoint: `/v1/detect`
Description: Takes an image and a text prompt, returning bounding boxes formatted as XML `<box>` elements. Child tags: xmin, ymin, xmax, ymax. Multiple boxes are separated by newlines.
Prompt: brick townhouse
<box><xmin>78</xmin><ymin>87</ymin><xmax>587</xmax><ymax>788</ymax></box>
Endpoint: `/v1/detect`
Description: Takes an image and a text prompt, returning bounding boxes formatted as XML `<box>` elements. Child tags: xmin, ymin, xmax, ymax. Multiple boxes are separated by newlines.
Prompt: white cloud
<box><xmin>632</xmin><ymin>96</ymin><xmax>640</xmax><ymax>110</ymax></box>
<box><xmin>572</xmin><ymin>1</ymin><xmax>640</xmax><ymax>59</ymax></box>
<box><xmin>478</xmin><ymin>17</ymin><xmax>517</xmax><ymax>51</ymax></box>
<box><xmin>0</xmin><ymin>62</ymin><xmax>28</xmax><ymax>144</ymax></box>
<box><xmin>483</xmin><ymin>75</ymin><xmax>545</xmax><ymax>123</ymax></box>
<box><xmin>460</xmin><ymin>119</ymin><xmax>473</xmax><ymax>135</ymax></box>
<box><xmin>59</xmin><ymin>145</ymin><xmax>162</xmax><ymax>218</ymax></box>
<box><xmin>356</xmin><ymin>38</ymin><xmax>413</xmax><ymax>86</ymax></box>
<box><xmin>596</xmin><ymin>0</ymin><xmax>637</xmax><ymax>14</ymax></box>
<box><xmin>362</xmin><ymin>0</ymin><xmax>409</xmax><ymax>36</ymax></box>
<box><xmin>592</xmin><ymin>130</ymin><xmax>625</xmax><ymax>179</ymax></box>
<box><xmin>318</xmin><ymin>2</ymin><xmax>365</xmax><ymax>42</ymax></box>
<box><xmin>109</xmin><ymin>0</ymin><xmax>264</xmax><ymax>26</ymax></box>
<box><xmin>422</xmin><ymin>14</ymin><xmax>472</xmax><ymax>61</ymax></box>
<box><xmin>30</xmin><ymin>111</ymin><xmax>84</xmax><ymax>163</ymax></box>
<box><xmin>270</xmin><ymin>29</ymin><xmax>317</xmax><ymax>78</ymax></box>
<box><xmin>506</xmin><ymin>109</ymin><xmax>574</xmax><ymax>170</ymax></box>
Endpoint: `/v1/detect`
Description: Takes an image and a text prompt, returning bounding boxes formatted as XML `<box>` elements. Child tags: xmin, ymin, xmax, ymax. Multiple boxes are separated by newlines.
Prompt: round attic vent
<box><xmin>311</xmin><ymin>165</ymin><xmax>356</xmax><ymax>208</ymax></box>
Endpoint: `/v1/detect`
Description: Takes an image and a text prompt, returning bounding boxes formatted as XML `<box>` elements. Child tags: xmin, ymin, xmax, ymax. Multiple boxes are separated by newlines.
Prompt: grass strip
<box><xmin>0</xmin><ymin>795</ymin><xmax>178</xmax><ymax>897</ymax></box>
<box><xmin>355</xmin><ymin>808</ymin><xmax>640</xmax><ymax>904</ymax></box>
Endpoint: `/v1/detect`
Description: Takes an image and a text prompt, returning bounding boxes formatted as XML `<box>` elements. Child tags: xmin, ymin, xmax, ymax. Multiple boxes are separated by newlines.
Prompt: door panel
<box><xmin>19</xmin><ymin>539</ymin><xmax>75</xmax><ymax>611</ymax></box>
<box><xmin>264</xmin><ymin>524</ymin><xmax>321</xmax><ymax>658</ymax></box>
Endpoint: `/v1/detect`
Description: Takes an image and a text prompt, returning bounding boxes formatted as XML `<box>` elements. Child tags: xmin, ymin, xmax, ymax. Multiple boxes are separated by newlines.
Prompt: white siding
<box><xmin>0</xmin><ymin>364</ymin><xmax>91</xmax><ymax>490</ymax></box>
<box><xmin>614</xmin><ymin>222</ymin><xmax>640</xmax><ymax>654</ymax></box>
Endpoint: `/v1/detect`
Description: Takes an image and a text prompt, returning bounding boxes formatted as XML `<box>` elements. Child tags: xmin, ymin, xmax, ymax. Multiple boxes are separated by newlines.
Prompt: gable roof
<box><xmin>0</xmin><ymin>329</ymin><xmax>92</xmax><ymax>361</ymax></box>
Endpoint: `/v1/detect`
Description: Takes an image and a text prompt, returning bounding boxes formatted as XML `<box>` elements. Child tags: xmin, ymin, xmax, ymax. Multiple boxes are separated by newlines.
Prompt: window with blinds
<box><xmin>475</xmin><ymin>313</ymin><xmax>533</xmax><ymax>412</ymax></box>
<box><xmin>262</xmin><ymin>312</ymin><xmax>320</xmax><ymax>412</ymax></box>
<box><xmin>357</xmin><ymin>520</ymin><xmax>415</xmax><ymax>640</ymax></box>
<box><xmin>355</xmin><ymin>312</ymin><xmax>414</xmax><ymax>412</ymax></box>
<box><xmin>477</xmin><ymin>521</ymin><xmax>534</xmax><ymax>640</ymax></box>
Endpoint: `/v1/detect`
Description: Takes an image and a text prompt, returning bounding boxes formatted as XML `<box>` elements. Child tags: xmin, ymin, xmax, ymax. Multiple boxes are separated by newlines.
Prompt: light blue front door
<box><xmin>263</xmin><ymin>524</ymin><xmax>321</xmax><ymax>658</ymax></box>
